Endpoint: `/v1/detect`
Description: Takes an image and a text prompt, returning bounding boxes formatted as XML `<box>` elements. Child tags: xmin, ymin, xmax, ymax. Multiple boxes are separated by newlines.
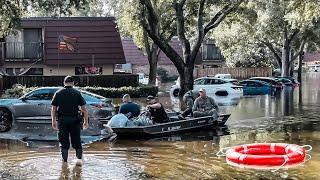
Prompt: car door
<box><xmin>12</xmin><ymin>89</ymin><xmax>55</xmax><ymax>122</ymax></box>
<box><xmin>246</xmin><ymin>81</ymin><xmax>256</xmax><ymax>95</ymax></box>
<box><xmin>254</xmin><ymin>82</ymin><xmax>264</xmax><ymax>94</ymax></box>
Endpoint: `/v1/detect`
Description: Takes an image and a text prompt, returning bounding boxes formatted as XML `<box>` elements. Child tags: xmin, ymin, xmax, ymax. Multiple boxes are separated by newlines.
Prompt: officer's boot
<box><xmin>75</xmin><ymin>149</ymin><xmax>83</xmax><ymax>166</ymax></box>
<box><xmin>61</xmin><ymin>149</ymin><xmax>68</xmax><ymax>162</ymax></box>
<box><xmin>76</xmin><ymin>149</ymin><xmax>82</xmax><ymax>159</ymax></box>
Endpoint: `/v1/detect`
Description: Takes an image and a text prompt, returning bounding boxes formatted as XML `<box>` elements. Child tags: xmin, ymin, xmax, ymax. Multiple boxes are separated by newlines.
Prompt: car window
<box><xmin>81</xmin><ymin>91</ymin><xmax>105</xmax><ymax>103</ymax></box>
<box><xmin>25</xmin><ymin>89</ymin><xmax>57</xmax><ymax>100</ymax></box>
<box><xmin>247</xmin><ymin>82</ymin><xmax>256</xmax><ymax>87</ymax></box>
<box><xmin>194</xmin><ymin>79</ymin><xmax>205</xmax><ymax>85</ymax></box>
<box><xmin>255</xmin><ymin>82</ymin><xmax>263</xmax><ymax>87</ymax></box>
<box><xmin>239</xmin><ymin>81</ymin><xmax>247</xmax><ymax>86</ymax></box>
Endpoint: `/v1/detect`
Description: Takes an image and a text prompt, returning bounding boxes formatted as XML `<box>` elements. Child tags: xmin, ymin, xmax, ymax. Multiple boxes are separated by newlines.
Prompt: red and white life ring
<box><xmin>225</xmin><ymin>143</ymin><xmax>309</xmax><ymax>168</ymax></box>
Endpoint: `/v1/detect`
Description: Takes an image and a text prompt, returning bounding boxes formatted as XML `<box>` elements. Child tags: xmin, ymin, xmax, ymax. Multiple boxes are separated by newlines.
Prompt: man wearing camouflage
<box><xmin>192</xmin><ymin>88</ymin><xmax>219</xmax><ymax>118</ymax></box>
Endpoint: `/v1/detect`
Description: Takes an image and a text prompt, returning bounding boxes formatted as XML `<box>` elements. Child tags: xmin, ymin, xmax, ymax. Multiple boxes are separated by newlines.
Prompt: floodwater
<box><xmin>1</xmin><ymin>73</ymin><xmax>320</xmax><ymax>179</ymax></box>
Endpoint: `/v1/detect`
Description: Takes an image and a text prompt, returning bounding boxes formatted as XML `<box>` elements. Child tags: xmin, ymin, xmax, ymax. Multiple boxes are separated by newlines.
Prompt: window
<box><xmin>202</xmin><ymin>43</ymin><xmax>224</xmax><ymax>60</ymax></box>
<box><xmin>75</xmin><ymin>67</ymin><xmax>102</xmax><ymax>75</ymax></box>
<box><xmin>6</xmin><ymin>68</ymin><xmax>43</xmax><ymax>75</ymax></box>
<box><xmin>25</xmin><ymin>89</ymin><xmax>56</xmax><ymax>100</ymax></box>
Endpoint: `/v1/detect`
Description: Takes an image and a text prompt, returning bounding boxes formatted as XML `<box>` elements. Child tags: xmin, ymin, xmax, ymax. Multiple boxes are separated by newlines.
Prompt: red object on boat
<box><xmin>226</xmin><ymin>143</ymin><xmax>305</xmax><ymax>167</ymax></box>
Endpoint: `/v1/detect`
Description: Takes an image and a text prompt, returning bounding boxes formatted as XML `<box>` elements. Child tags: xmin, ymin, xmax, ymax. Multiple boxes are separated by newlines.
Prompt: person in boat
<box><xmin>178</xmin><ymin>90</ymin><xmax>199</xmax><ymax>120</ymax></box>
<box><xmin>192</xmin><ymin>88</ymin><xmax>219</xmax><ymax>118</ymax></box>
<box><xmin>146</xmin><ymin>95</ymin><xmax>169</xmax><ymax>123</ymax></box>
<box><xmin>119</xmin><ymin>94</ymin><xmax>141</xmax><ymax>119</ymax></box>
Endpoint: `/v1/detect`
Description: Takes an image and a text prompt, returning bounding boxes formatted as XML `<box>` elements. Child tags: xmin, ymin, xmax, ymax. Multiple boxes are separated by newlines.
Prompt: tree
<box><xmin>213</xmin><ymin>0</ymin><xmax>320</xmax><ymax>78</ymax></box>
<box><xmin>0</xmin><ymin>0</ymin><xmax>91</xmax><ymax>75</ymax></box>
<box><xmin>0</xmin><ymin>0</ymin><xmax>91</xmax><ymax>39</ymax></box>
<box><xmin>107</xmin><ymin>0</ymin><xmax>175</xmax><ymax>85</ymax></box>
<box><xmin>0</xmin><ymin>1</ymin><xmax>21</xmax><ymax>40</ymax></box>
<box><xmin>138</xmin><ymin>0</ymin><xmax>243</xmax><ymax>95</ymax></box>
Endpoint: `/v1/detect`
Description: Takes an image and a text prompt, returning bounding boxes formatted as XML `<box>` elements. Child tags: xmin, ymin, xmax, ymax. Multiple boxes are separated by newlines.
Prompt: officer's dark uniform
<box><xmin>146</xmin><ymin>96</ymin><xmax>168</xmax><ymax>123</ymax></box>
<box><xmin>51</xmin><ymin>77</ymin><xmax>86</xmax><ymax>162</ymax></box>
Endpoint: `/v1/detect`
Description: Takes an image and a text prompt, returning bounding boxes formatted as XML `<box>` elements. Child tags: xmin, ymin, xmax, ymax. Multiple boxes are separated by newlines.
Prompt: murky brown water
<box><xmin>1</xmin><ymin>73</ymin><xmax>320</xmax><ymax>179</ymax></box>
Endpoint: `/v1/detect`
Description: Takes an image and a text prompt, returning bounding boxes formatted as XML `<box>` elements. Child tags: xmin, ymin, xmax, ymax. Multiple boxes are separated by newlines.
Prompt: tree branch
<box><xmin>139</xmin><ymin>0</ymin><xmax>185</xmax><ymax>73</ymax></box>
<box><xmin>260</xmin><ymin>40</ymin><xmax>282</xmax><ymax>67</ymax></box>
<box><xmin>190</xmin><ymin>0</ymin><xmax>206</xmax><ymax>65</ymax></box>
<box><xmin>288</xmin><ymin>29</ymin><xmax>299</xmax><ymax>45</ymax></box>
<box><xmin>174</xmin><ymin>0</ymin><xmax>191</xmax><ymax>58</ymax></box>
<box><xmin>204</xmin><ymin>1</ymin><xmax>242</xmax><ymax>34</ymax></box>
<box><xmin>290</xmin><ymin>39</ymin><xmax>306</xmax><ymax>65</ymax></box>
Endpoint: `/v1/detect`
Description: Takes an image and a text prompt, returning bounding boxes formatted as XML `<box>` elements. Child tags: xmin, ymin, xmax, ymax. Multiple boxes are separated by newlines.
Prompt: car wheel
<box><xmin>0</xmin><ymin>108</ymin><xmax>12</xmax><ymax>132</ymax></box>
<box><xmin>173</xmin><ymin>88</ymin><xmax>180</xmax><ymax>97</ymax></box>
<box><xmin>215</xmin><ymin>90</ymin><xmax>229</xmax><ymax>96</ymax></box>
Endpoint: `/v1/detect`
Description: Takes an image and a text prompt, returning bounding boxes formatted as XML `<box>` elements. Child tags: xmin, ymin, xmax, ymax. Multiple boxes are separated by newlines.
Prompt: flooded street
<box><xmin>1</xmin><ymin>73</ymin><xmax>320</xmax><ymax>179</ymax></box>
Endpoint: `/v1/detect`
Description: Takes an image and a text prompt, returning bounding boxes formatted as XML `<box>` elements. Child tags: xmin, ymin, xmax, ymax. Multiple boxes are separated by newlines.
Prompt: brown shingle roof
<box><xmin>121</xmin><ymin>38</ymin><xmax>148</xmax><ymax>65</ymax></box>
<box><xmin>304</xmin><ymin>52</ymin><xmax>320</xmax><ymax>62</ymax></box>
<box><xmin>122</xmin><ymin>37</ymin><xmax>202</xmax><ymax>66</ymax></box>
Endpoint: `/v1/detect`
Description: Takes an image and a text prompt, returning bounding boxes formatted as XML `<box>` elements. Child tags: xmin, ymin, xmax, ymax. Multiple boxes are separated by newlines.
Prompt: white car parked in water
<box><xmin>170</xmin><ymin>77</ymin><xmax>243</xmax><ymax>105</ymax></box>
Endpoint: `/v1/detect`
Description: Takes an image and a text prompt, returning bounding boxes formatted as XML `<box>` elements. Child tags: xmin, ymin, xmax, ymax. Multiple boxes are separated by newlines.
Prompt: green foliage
<box><xmin>2</xmin><ymin>86</ymin><xmax>37</xmax><ymax>98</ymax></box>
<box><xmin>213</xmin><ymin>0</ymin><xmax>320</xmax><ymax>68</ymax></box>
<box><xmin>0</xmin><ymin>1</ymin><xmax>21</xmax><ymax>38</ymax></box>
<box><xmin>1</xmin><ymin>86</ymin><xmax>158</xmax><ymax>98</ymax></box>
<box><xmin>115</xmin><ymin>0</ymin><xmax>175</xmax><ymax>50</ymax></box>
<box><xmin>156</xmin><ymin>67</ymin><xmax>178</xmax><ymax>83</ymax></box>
<box><xmin>0</xmin><ymin>0</ymin><xmax>91</xmax><ymax>38</ymax></box>
<box><xmin>81</xmin><ymin>86</ymin><xmax>158</xmax><ymax>98</ymax></box>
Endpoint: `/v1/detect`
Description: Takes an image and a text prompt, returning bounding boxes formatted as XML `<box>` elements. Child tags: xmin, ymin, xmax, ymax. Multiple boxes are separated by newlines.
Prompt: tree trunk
<box><xmin>297</xmin><ymin>52</ymin><xmax>303</xmax><ymax>83</ymax></box>
<box><xmin>281</xmin><ymin>48</ymin><xmax>289</xmax><ymax>76</ymax></box>
<box><xmin>281</xmin><ymin>41</ymin><xmax>290</xmax><ymax>76</ymax></box>
<box><xmin>148</xmin><ymin>43</ymin><xmax>158</xmax><ymax>85</ymax></box>
<box><xmin>179</xmin><ymin>65</ymin><xmax>194</xmax><ymax>96</ymax></box>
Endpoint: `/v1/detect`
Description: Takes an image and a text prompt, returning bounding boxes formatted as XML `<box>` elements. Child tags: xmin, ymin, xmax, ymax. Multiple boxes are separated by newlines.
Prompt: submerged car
<box><xmin>239</xmin><ymin>80</ymin><xmax>275</xmax><ymax>95</ymax></box>
<box><xmin>277</xmin><ymin>76</ymin><xmax>300</xmax><ymax>87</ymax></box>
<box><xmin>275</xmin><ymin>77</ymin><xmax>294</xmax><ymax>86</ymax></box>
<box><xmin>249</xmin><ymin>77</ymin><xmax>284</xmax><ymax>90</ymax></box>
<box><xmin>0</xmin><ymin>87</ymin><xmax>116</xmax><ymax>133</ymax></box>
<box><xmin>170</xmin><ymin>77</ymin><xmax>243</xmax><ymax>105</ymax></box>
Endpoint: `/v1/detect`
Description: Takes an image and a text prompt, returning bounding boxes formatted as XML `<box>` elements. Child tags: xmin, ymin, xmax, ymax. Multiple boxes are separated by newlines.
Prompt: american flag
<box><xmin>58</xmin><ymin>35</ymin><xmax>77</xmax><ymax>52</ymax></box>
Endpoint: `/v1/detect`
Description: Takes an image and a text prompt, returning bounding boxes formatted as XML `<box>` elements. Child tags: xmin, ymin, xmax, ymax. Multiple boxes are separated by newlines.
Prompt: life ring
<box><xmin>225</xmin><ymin>143</ymin><xmax>307</xmax><ymax>167</ymax></box>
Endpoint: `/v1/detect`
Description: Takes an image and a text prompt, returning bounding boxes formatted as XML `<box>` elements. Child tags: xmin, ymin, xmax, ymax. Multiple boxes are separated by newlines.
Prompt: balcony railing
<box><xmin>2</xmin><ymin>42</ymin><xmax>43</xmax><ymax>60</ymax></box>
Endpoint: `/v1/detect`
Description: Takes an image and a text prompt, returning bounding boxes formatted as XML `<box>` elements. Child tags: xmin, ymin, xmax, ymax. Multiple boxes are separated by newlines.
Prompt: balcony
<box><xmin>1</xmin><ymin>42</ymin><xmax>43</xmax><ymax>61</ymax></box>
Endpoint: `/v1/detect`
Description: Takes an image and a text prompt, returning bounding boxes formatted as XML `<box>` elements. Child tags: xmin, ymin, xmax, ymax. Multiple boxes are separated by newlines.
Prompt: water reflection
<box><xmin>59</xmin><ymin>163</ymin><xmax>82</xmax><ymax>180</ymax></box>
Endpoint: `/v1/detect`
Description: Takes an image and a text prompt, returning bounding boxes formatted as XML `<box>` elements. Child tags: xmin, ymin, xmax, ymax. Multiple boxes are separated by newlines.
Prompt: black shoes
<box><xmin>76</xmin><ymin>149</ymin><xmax>82</xmax><ymax>159</ymax></box>
<box><xmin>61</xmin><ymin>149</ymin><xmax>68</xmax><ymax>162</ymax></box>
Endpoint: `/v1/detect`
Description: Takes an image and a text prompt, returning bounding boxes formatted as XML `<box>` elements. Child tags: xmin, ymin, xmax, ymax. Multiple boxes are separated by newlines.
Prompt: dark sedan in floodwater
<box><xmin>0</xmin><ymin>87</ymin><xmax>116</xmax><ymax>133</ymax></box>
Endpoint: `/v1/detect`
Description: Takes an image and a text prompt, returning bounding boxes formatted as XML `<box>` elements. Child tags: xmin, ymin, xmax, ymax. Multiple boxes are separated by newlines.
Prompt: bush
<box><xmin>1</xmin><ymin>86</ymin><xmax>36</xmax><ymax>98</ymax></box>
<box><xmin>157</xmin><ymin>67</ymin><xmax>178</xmax><ymax>83</ymax></box>
<box><xmin>1</xmin><ymin>85</ymin><xmax>158</xmax><ymax>99</ymax></box>
<box><xmin>81</xmin><ymin>86</ymin><xmax>158</xmax><ymax>98</ymax></box>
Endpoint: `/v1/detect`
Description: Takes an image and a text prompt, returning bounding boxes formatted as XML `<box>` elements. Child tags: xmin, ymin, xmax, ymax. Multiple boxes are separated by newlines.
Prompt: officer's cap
<box><xmin>146</xmin><ymin>95</ymin><xmax>155</xmax><ymax>101</ymax></box>
<box><xmin>64</xmin><ymin>75</ymin><xmax>74</xmax><ymax>83</ymax></box>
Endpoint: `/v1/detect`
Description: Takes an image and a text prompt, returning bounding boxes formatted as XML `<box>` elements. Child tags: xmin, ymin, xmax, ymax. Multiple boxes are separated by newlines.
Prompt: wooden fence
<box><xmin>194</xmin><ymin>67</ymin><xmax>273</xmax><ymax>79</ymax></box>
<box><xmin>0</xmin><ymin>74</ymin><xmax>139</xmax><ymax>92</ymax></box>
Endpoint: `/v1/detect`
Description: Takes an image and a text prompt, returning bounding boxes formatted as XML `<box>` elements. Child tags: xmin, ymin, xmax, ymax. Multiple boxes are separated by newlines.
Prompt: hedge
<box><xmin>1</xmin><ymin>85</ymin><xmax>158</xmax><ymax>98</ymax></box>
<box><xmin>81</xmin><ymin>86</ymin><xmax>158</xmax><ymax>98</ymax></box>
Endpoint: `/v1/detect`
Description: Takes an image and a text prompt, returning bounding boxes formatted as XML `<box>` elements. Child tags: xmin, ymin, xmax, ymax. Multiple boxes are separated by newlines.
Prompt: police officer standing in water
<box><xmin>51</xmin><ymin>76</ymin><xmax>89</xmax><ymax>164</ymax></box>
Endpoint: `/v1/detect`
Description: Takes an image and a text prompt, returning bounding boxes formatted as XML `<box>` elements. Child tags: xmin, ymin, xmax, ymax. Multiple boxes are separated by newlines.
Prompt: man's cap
<box><xmin>199</xmin><ymin>88</ymin><xmax>206</xmax><ymax>92</ymax></box>
<box><xmin>146</xmin><ymin>95</ymin><xmax>155</xmax><ymax>101</ymax></box>
<box><xmin>64</xmin><ymin>75</ymin><xmax>74</xmax><ymax>83</ymax></box>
